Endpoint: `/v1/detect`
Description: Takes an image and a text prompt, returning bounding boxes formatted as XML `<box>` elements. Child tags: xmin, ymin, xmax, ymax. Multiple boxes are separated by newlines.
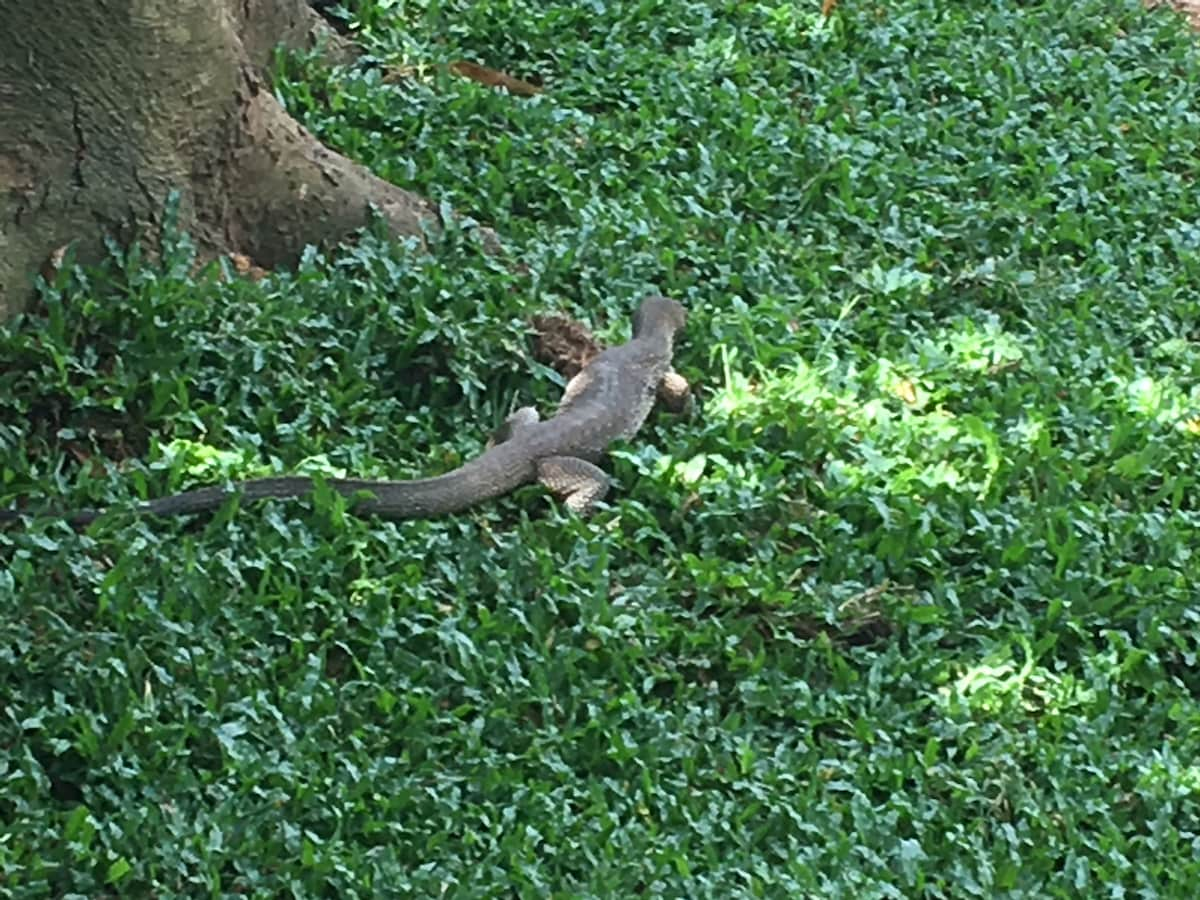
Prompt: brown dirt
<box><xmin>1148</xmin><ymin>0</ymin><xmax>1200</xmax><ymax>28</ymax></box>
<box><xmin>530</xmin><ymin>314</ymin><xmax>600</xmax><ymax>379</ymax></box>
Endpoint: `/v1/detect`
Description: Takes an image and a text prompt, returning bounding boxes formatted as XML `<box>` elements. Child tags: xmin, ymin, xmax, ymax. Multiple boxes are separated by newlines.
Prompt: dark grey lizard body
<box><xmin>1</xmin><ymin>295</ymin><xmax>688</xmax><ymax>525</ymax></box>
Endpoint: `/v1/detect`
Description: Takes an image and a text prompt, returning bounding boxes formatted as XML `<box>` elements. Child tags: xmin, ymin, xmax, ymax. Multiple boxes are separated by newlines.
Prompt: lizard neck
<box><xmin>635</xmin><ymin>330</ymin><xmax>675</xmax><ymax>358</ymax></box>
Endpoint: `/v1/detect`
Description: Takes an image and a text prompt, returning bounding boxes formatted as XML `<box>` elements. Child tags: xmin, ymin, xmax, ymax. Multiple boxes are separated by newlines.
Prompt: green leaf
<box><xmin>106</xmin><ymin>858</ymin><xmax>132</xmax><ymax>884</ymax></box>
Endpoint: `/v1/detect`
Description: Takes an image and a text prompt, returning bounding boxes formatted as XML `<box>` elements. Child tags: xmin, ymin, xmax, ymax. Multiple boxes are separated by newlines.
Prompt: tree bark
<box><xmin>0</xmin><ymin>0</ymin><xmax>449</xmax><ymax>320</ymax></box>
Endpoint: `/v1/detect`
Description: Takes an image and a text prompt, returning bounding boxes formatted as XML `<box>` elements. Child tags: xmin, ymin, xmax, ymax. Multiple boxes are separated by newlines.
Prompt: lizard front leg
<box><xmin>536</xmin><ymin>456</ymin><xmax>610</xmax><ymax>514</ymax></box>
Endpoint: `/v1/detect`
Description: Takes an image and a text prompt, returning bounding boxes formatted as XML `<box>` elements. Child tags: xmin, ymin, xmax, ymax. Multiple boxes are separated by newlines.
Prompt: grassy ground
<box><xmin>3</xmin><ymin>0</ymin><xmax>1200</xmax><ymax>895</ymax></box>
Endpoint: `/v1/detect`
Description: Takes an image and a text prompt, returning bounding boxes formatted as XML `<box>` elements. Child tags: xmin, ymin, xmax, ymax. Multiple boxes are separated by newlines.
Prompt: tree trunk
<box><xmin>0</xmin><ymin>0</ymin><xmax>454</xmax><ymax>320</ymax></box>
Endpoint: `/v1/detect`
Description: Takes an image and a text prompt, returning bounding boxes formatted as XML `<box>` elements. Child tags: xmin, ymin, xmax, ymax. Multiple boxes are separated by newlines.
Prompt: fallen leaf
<box><xmin>449</xmin><ymin>60</ymin><xmax>542</xmax><ymax>97</ymax></box>
<box><xmin>229</xmin><ymin>252</ymin><xmax>268</xmax><ymax>281</ymax></box>
<box><xmin>894</xmin><ymin>379</ymin><xmax>918</xmax><ymax>405</ymax></box>
<box><xmin>40</xmin><ymin>244</ymin><xmax>69</xmax><ymax>283</ymax></box>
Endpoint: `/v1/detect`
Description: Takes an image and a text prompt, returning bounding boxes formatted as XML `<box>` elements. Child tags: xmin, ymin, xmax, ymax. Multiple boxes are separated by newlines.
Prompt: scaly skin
<box><xmin>0</xmin><ymin>295</ymin><xmax>688</xmax><ymax>525</ymax></box>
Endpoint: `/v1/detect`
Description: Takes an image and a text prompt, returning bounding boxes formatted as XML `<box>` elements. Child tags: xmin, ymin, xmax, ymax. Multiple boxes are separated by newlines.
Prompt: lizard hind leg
<box><xmin>486</xmin><ymin>406</ymin><xmax>541</xmax><ymax>449</ymax></box>
<box><xmin>536</xmin><ymin>456</ymin><xmax>610</xmax><ymax>514</ymax></box>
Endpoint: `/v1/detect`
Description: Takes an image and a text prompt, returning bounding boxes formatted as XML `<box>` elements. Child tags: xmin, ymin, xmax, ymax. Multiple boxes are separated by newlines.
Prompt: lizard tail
<box><xmin>136</xmin><ymin>469</ymin><xmax>524</xmax><ymax>521</ymax></box>
<box><xmin>0</xmin><ymin>506</ymin><xmax>103</xmax><ymax>526</ymax></box>
<box><xmin>0</xmin><ymin>444</ymin><xmax>536</xmax><ymax>525</ymax></box>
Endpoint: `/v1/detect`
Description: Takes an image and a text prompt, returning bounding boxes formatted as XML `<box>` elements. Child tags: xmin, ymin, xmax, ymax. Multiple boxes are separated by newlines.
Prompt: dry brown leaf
<box><xmin>40</xmin><ymin>244</ymin><xmax>69</xmax><ymax>282</ymax></box>
<box><xmin>382</xmin><ymin>64</ymin><xmax>420</xmax><ymax>83</ymax></box>
<box><xmin>229</xmin><ymin>252</ymin><xmax>268</xmax><ymax>281</ymax></box>
<box><xmin>449</xmin><ymin>60</ymin><xmax>542</xmax><ymax>97</ymax></box>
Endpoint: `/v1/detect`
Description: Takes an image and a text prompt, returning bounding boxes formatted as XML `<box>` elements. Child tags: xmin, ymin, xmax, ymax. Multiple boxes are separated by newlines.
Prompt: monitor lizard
<box><xmin>0</xmin><ymin>294</ymin><xmax>689</xmax><ymax>525</ymax></box>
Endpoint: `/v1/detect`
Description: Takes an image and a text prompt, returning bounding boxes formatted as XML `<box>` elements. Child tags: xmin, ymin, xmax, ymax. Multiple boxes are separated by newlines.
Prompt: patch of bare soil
<box><xmin>1147</xmin><ymin>0</ymin><xmax>1200</xmax><ymax>28</ymax></box>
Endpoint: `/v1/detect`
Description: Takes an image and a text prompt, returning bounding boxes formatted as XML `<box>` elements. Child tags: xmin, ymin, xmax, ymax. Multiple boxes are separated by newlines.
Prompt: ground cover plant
<box><xmin>3</xmin><ymin>0</ymin><xmax>1200</xmax><ymax>895</ymax></box>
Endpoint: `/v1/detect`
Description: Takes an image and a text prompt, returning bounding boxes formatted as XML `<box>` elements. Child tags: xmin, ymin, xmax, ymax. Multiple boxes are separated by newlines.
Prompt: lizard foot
<box><xmin>537</xmin><ymin>456</ymin><xmax>610</xmax><ymax>514</ymax></box>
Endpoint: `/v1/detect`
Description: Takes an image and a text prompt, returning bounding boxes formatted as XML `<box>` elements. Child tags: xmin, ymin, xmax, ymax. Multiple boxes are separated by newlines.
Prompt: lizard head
<box><xmin>632</xmin><ymin>294</ymin><xmax>687</xmax><ymax>342</ymax></box>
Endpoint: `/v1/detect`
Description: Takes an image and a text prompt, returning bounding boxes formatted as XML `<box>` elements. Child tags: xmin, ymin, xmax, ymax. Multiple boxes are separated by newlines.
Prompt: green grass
<box><xmin>3</xmin><ymin>0</ymin><xmax>1200</xmax><ymax>895</ymax></box>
